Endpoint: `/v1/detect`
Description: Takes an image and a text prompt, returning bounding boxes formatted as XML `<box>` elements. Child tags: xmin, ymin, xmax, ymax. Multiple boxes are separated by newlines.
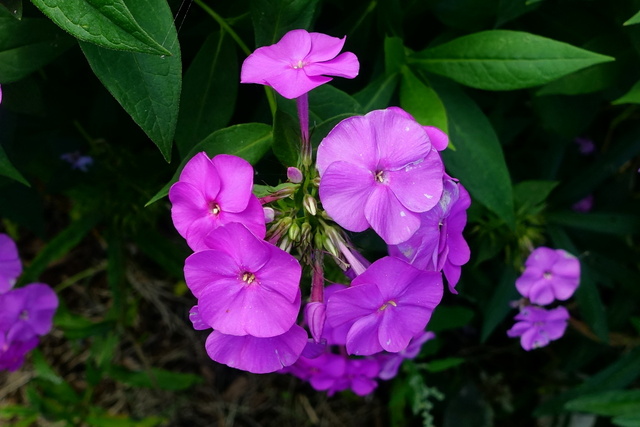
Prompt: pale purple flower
<box><xmin>376</xmin><ymin>330</ymin><xmax>435</xmax><ymax>380</ymax></box>
<box><xmin>507</xmin><ymin>305</ymin><xmax>569</xmax><ymax>351</ymax></box>
<box><xmin>204</xmin><ymin>324</ymin><xmax>308</xmax><ymax>374</ymax></box>
<box><xmin>0</xmin><ymin>331</ymin><xmax>39</xmax><ymax>372</ymax></box>
<box><xmin>241</xmin><ymin>29</ymin><xmax>359</xmax><ymax>99</ymax></box>
<box><xmin>184</xmin><ymin>223</ymin><xmax>301</xmax><ymax>338</ymax></box>
<box><xmin>574</xmin><ymin>137</ymin><xmax>595</xmax><ymax>155</ymax></box>
<box><xmin>287</xmin><ymin>167</ymin><xmax>303</xmax><ymax>183</ymax></box>
<box><xmin>389</xmin><ymin>179</ymin><xmax>470</xmax><ymax>293</ymax></box>
<box><xmin>60</xmin><ymin>152</ymin><xmax>93</xmax><ymax>172</ymax></box>
<box><xmin>326</xmin><ymin>257</ymin><xmax>443</xmax><ymax>356</ymax></box>
<box><xmin>516</xmin><ymin>247</ymin><xmax>581</xmax><ymax>305</ymax></box>
<box><xmin>572</xmin><ymin>194</ymin><xmax>594</xmax><ymax>213</ymax></box>
<box><xmin>0</xmin><ymin>234</ymin><xmax>22</xmax><ymax>294</ymax></box>
<box><xmin>304</xmin><ymin>302</ymin><xmax>326</xmax><ymax>343</ymax></box>
<box><xmin>169</xmin><ymin>152</ymin><xmax>266</xmax><ymax>251</ymax></box>
<box><xmin>387</xmin><ymin>107</ymin><xmax>449</xmax><ymax>151</ymax></box>
<box><xmin>317</xmin><ymin>108</ymin><xmax>445</xmax><ymax>245</ymax></box>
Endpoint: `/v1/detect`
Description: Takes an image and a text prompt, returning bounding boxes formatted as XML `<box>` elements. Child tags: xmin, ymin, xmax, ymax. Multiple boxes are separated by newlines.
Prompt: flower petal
<box><xmin>386</xmin><ymin>149</ymin><xmax>444</xmax><ymax>213</ymax></box>
<box><xmin>364</xmin><ymin>185</ymin><xmax>421</xmax><ymax>244</ymax></box>
<box><xmin>316</xmin><ymin>115</ymin><xmax>378</xmax><ymax>174</ymax></box>
<box><xmin>304</xmin><ymin>52</ymin><xmax>360</xmax><ymax>78</ymax></box>
<box><xmin>305</xmin><ymin>33</ymin><xmax>346</xmax><ymax>62</ymax></box>
<box><xmin>212</xmin><ymin>154</ymin><xmax>254</xmax><ymax>212</ymax></box>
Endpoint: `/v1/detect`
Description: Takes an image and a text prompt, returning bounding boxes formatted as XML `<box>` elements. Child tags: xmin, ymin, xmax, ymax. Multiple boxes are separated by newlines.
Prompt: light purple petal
<box><xmin>304</xmin><ymin>52</ymin><xmax>359</xmax><ymax>78</ymax></box>
<box><xmin>241</xmin><ymin>48</ymin><xmax>291</xmax><ymax>85</ymax></box>
<box><xmin>0</xmin><ymin>234</ymin><xmax>21</xmax><ymax>292</ymax></box>
<box><xmin>188</xmin><ymin>306</ymin><xmax>210</xmax><ymax>330</ymax></box>
<box><xmin>316</xmin><ymin>115</ymin><xmax>378</xmax><ymax>174</ymax></box>
<box><xmin>202</xmin><ymin>223</ymin><xmax>270</xmax><ymax>271</ymax></box>
<box><xmin>177</xmin><ymin>152</ymin><xmax>221</xmax><ymax>201</ymax></box>
<box><xmin>216</xmin><ymin>195</ymin><xmax>267</xmax><ymax>240</ymax></box>
<box><xmin>424</xmin><ymin>126</ymin><xmax>449</xmax><ymax>151</ymax></box>
<box><xmin>212</xmin><ymin>154</ymin><xmax>255</xmax><ymax>213</ymax></box>
<box><xmin>204</xmin><ymin>324</ymin><xmax>307</xmax><ymax>374</ymax></box>
<box><xmin>319</xmin><ymin>161</ymin><xmax>374</xmax><ymax>232</ymax></box>
<box><xmin>267</xmin><ymin>70</ymin><xmax>331</xmax><ymax>99</ymax></box>
<box><xmin>326</xmin><ymin>282</ymin><xmax>383</xmax><ymax>329</ymax></box>
<box><xmin>272</xmin><ymin>29</ymin><xmax>312</xmax><ymax>61</ymax></box>
<box><xmin>255</xmin><ymin>241</ymin><xmax>302</xmax><ymax>303</ymax></box>
<box><xmin>305</xmin><ymin>32</ymin><xmax>346</xmax><ymax>62</ymax></box>
<box><xmin>364</xmin><ymin>185</ymin><xmax>421</xmax><ymax>244</ymax></box>
<box><xmin>346</xmin><ymin>313</ymin><xmax>384</xmax><ymax>355</ymax></box>
<box><xmin>305</xmin><ymin>302</ymin><xmax>326</xmax><ymax>343</ymax></box>
<box><xmin>528</xmin><ymin>278</ymin><xmax>556</xmax><ymax>306</ymax></box>
<box><xmin>183</xmin><ymin>250</ymin><xmax>240</xmax><ymax>297</ymax></box>
<box><xmin>386</xmin><ymin>149</ymin><xmax>444</xmax><ymax>213</ymax></box>
<box><xmin>369</xmin><ymin>109</ymin><xmax>431</xmax><ymax>169</ymax></box>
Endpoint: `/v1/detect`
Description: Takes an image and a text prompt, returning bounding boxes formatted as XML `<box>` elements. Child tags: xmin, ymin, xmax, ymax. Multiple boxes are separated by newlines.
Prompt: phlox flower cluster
<box><xmin>0</xmin><ymin>234</ymin><xmax>58</xmax><ymax>371</ymax></box>
<box><xmin>169</xmin><ymin>28</ymin><xmax>472</xmax><ymax>395</ymax></box>
<box><xmin>507</xmin><ymin>247</ymin><xmax>580</xmax><ymax>350</ymax></box>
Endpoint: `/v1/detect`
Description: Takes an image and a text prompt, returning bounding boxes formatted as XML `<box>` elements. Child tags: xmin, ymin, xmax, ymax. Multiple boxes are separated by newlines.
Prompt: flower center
<box><xmin>292</xmin><ymin>60</ymin><xmax>306</xmax><ymax>69</ymax></box>
<box><xmin>241</xmin><ymin>272</ymin><xmax>256</xmax><ymax>284</ymax></box>
<box><xmin>375</xmin><ymin>170</ymin><xmax>387</xmax><ymax>184</ymax></box>
<box><xmin>19</xmin><ymin>309</ymin><xmax>29</xmax><ymax>321</ymax></box>
<box><xmin>209</xmin><ymin>201</ymin><xmax>221</xmax><ymax>216</ymax></box>
<box><xmin>379</xmin><ymin>300</ymin><xmax>397</xmax><ymax>311</ymax></box>
<box><xmin>543</xmin><ymin>271</ymin><xmax>552</xmax><ymax>279</ymax></box>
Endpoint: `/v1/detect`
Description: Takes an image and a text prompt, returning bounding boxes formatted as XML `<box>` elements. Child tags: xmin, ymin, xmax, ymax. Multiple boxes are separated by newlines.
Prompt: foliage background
<box><xmin>1</xmin><ymin>0</ymin><xmax>639</xmax><ymax>425</ymax></box>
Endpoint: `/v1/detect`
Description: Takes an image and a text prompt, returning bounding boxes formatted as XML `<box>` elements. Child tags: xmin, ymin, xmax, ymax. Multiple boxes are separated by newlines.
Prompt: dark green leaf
<box><xmin>0</xmin><ymin>15</ymin><xmax>74</xmax><ymax>83</ymax></box>
<box><xmin>426</xmin><ymin>357</ymin><xmax>465</xmax><ymax>372</ymax></box>
<box><xmin>496</xmin><ymin>0</ymin><xmax>539</xmax><ymax>27</ymax></box>
<box><xmin>565</xmin><ymin>390</ymin><xmax>640</xmax><ymax>417</ymax></box>
<box><xmin>175</xmin><ymin>31</ymin><xmax>238</xmax><ymax>156</ymax></box>
<box><xmin>133</xmin><ymin>228</ymin><xmax>188</xmax><ymax>279</ymax></box>
<box><xmin>79</xmin><ymin>0</ymin><xmax>181</xmax><ymax>162</ymax></box>
<box><xmin>106</xmin><ymin>365</ymin><xmax>203</xmax><ymax>391</ymax></box>
<box><xmin>146</xmin><ymin>123</ymin><xmax>273</xmax><ymax>205</ymax></box>
<box><xmin>273</xmin><ymin>109</ymin><xmax>301</xmax><ymax>168</ymax></box>
<box><xmin>547</xmin><ymin>212</ymin><xmax>640</xmax><ymax>235</ymax></box>
<box><xmin>400</xmin><ymin>67</ymin><xmax>448</xmax><ymax>134</ymax></box>
<box><xmin>613</xmin><ymin>414</ymin><xmax>640</xmax><ymax>427</ymax></box>
<box><xmin>31</xmin><ymin>0</ymin><xmax>170</xmax><ymax>55</ymax></box>
<box><xmin>410</xmin><ymin>31</ymin><xmax>614</xmax><ymax>91</ymax></box>
<box><xmin>0</xmin><ymin>0</ymin><xmax>21</xmax><ymax>19</ymax></box>
<box><xmin>480</xmin><ymin>267</ymin><xmax>519</xmax><ymax>342</ymax></box>
<box><xmin>250</xmin><ymin>0</ymin><xmax>320</xmax><ymax>47</ymax></box>
<box><xmin>428</xmin><ymin>306</ymin><xmax>475</xmax><ymax>333</ymax></box>
<box><xmin>513</xmin><ymin>180</ymin><xmax>558</xmax><ymax>214</ymax></box>
<box><xmin>537</xmin><ymin>61</ymin><xmax>620</xmax><ymax>96</ymax></box>
<box><xmin>431</xmin><ymin>76</ymin><xmax>516</xmax><ymax>228</ymax></box>
<box><xmin>384</xmin><ymin>36</ymin><xmax>405</xmax><ymax>75</ymax></box>
<box><xmin>0</xmin><ymin>143</ymin><xmax>28</xmax><ymax>185</ymax></box>
<box><xmin>354</xmin><ymin>72</ymin><xmax>399</xmax><ymax>111</ymax></box>
<box><xmin>18</xmin><ymin>213</ymin><xmax>101</xmax><ymax>285</ymax></box>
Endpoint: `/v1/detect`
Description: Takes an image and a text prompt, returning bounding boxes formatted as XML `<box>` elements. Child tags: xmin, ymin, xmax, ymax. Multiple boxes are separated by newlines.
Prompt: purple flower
<box><xmin>376</xmin><ymin>330</ymin><xmax>435</xmax><ymax>380</ymax></box>
<box><xmin>574</xmin><ymin>137</ymin><xmax>595</xmax><ymax>155</ymax></box>
<box><xmin>60</xmin><ymin>152</ymin><xmax>93</xmax><ymax>172</ymax></box>
<box><xmin>204</xmin><ymin>324</ymin><xmax>308</xmax><ymax>374</ymax></box>
<box><xmin>0</xmin><ymin>332</ymin><xmax>39</xmax><ymax>372</ymax></box>
<box><xmin>516</xmin><ymin>247</ymin><xmax>581</xmax><ymax>305</ymax></box>
<box><xmin>387</xmin><ymin>107</ymin><xmax>449</xmax><ymax>151</ymax></box>
<box><xmin>317</xmin><ymin>108</ymin><xmax>445</xmax><ymax>244</ymax></box>
<box><xmin>169</xmin><ymin>153</ymin><xmax>266</xmax><ymax>251</ymax></box>
<box><xmin>0</xmin><ymin>234</ymin><xmax>22</xmax><ymax>294</ymax></box>
<box><xmin>389</xmin><ymin>179</ymin><xmax>471</xmax><ymax>293</ymax></box>
<box><xmin>184</xmin><ymin>223</ymin><xmax>301</xmax><ymax>338</ymax></box>
<box><xmin>241</xmin><ymin>29</ymin><xmax>359</xmax><ymax>99</ymax></box>
<box><xmin>572</xmin><ymin>194</ymin><xmax>594</xmax><ymax>213</ymax></box>
<box><xmin>507</xmin><ymin>305</ymin><xmax>569</xmax><ymax>350</ymax></box>
<box><xmin>326</xmin><ymin>257</ymin><xmax>443</xmax><ymax>356</ymax></box>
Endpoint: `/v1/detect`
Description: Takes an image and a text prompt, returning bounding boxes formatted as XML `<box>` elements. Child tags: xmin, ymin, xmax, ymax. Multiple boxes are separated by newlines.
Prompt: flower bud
<box><xmin>288</xmin><ymin>222</ymin><xmax>301</xmax><ymax>242</ymax></box>
<box><xmin>304</xmin><ymin>302</ymin><xmax>326</xmax><ymax>343</ymax></box>
<box><xmin>300</xmin><ymin>222</ymin><xmax>312</xmax><ymax>245</ymax></box>
<box><xmin>303</xmin><ymin>194</ymin><xmax>317</xmax><ymax>216</ymax></box>
<box><xmin>287</xmin><ymin>167</ymin><xmax>303</xmax><ymax>183</ymax></box>
<box><xmin>279</xmin><ymin>236</ymin><xmax>293</xmax><ymax>252</ymax></box>
<box><xmin>263</xmin><ymin>207</ymin><xmax>275</xmax><ymax>223</ymax></box>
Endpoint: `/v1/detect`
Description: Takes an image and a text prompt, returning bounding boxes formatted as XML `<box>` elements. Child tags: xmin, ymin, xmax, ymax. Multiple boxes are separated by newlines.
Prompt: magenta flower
<box><xmin>169</xmin><ymin>153</ymin><xmax>266</xmax><ymax>251</ymax></box>
<box><xmin>507</xmin><ymin>305</ymin><xmax>569</xmax><ymax>351</ymax></box>
<box><xmin>0</xmin><ymin>234</ymin><xmax>22</xmax><ymax>294</ymax></box>
<box><xmin>516</xmin><ymin>247</ymin><xmax>581</xmax><ymax>305</ymax></box>
<box><xmin>0</xmin><ymin>332</ymin><xmax>39</xmax><ymax>372</ymax></box>
<box><xmin>326</xmin><ymin>257</ymin><xmax>443</xmax><ymax>356</ymax></box>
<box><xmin>241</xmin><ymin>29</ymin><xmax>359</xmax><ymax>99</ymax></box>
<box><xmin>572</xmin><ymin>194</ymin><xmax>594</xmax><ymax>213</ymax></box>
<box><xmin>389</xmin><ymin>179</ymin><xmax>471</xmax><ymax>292</ymax></box>
<box><xmin>376</xmin><ymin>330</ymin><xmax>435</xmax><ymax>380</ymax></box>
<box><xmin>184</xmin><ymin>223</ymin><xmax>302</xmax><ymax>338</ymax></box>
<box><xmin>204</xmin><ymin>324</ymin><xmax>308</xmax><ymax>374</ymax></box>
<box><xmin>317</xmin><ymin>108</ymin><xmax>445</xmax><ymax>244</ymax></box>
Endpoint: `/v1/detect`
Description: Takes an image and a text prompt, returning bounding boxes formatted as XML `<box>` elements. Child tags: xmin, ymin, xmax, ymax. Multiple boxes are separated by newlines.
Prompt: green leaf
<box><xmin>0</xmin><ymin>143</ymin><xmax>28</xmax><ymax>186</ymax></box>
<box><xmin>547</xmin><ymin>212</ymin><xmax>640</xmax><ymax>235</ymax></box>
<box><xmin>106</xmin><ymin>365</ymin><xmax>203</xmax><ymax>391</ymax></box>
<box><xmin>250</xmin><ymin>0</ymin><xmax>320</xmax><ymax>47</ymax></box>
<box><xmin>565</xmin><ymin>390</ymin><xmax>640</xmax><ymax>417</ymax></box>
<box><xmin>0</xmin><ymin>0</ymin><xmax>22</xmax><ymax>19</ymax></box>
<box><xmin>612</xmin><ymin>80</ymin><xmax>640</xmax><ymax>105</ymax></box>
<box><xmin>133</xmin><ymin>228</ymin><xmax>188</xmax><ymax>279</ymax></box>
<box><xmin>354</xmin><ymin>72</ymin><xmax>399</xmax><ymax>111</ymax></box>
<box><xmin>623</xmin><ymin>10</ymin><xmax>640</xmax><ymax>26</ymax></box>
<box><xmin>426</xmin><ymin>357</ymin><xmax>465</xmax><ymax>373</ymax></box>
<box><xmin>273</xmin><ymin>109</ymin><xmax>301</xmax><ymax>167</ymax></box>
<box><xmin>31</xmin><ymin>350</ymin><xmax>64</xmax><ymax>385</ymax></box>
<box><xmin>31</xmin><ymin>0</ymin><xmax>170</xmax><ymax>55</ymax></box>
<box><xmin>428</xmin><ymin>306</ymin><xmax>475</xmax><ymax>333</ymax></box>
<box><xmin>79</xmin><ymin>0</ymin><xmax>181</xmax><ymax>162</ymax></box>
<box><xmin>480</xmin><ymin>267</ymin><xmax>519</xmax><ymax>342</ymax></box>
<box><xmin>537</xmin><ymin>61</ymin><xmax>619</xmax><ymax>96</ymax></box>
<box><xmin>55</xmin><ymin>309</ymin><xmax>116</xmax><ymax>339</ymax></box>
<box><xmin>513</xmin><ymin>180</ymin><xmax>558</xmax><ymax>215</ymax></box>
<box><xmin>409</xmin><ymin>30</ymin><xmax>614</xmax><ymax>91</ymax></box>
<box><xmin>18</xmin><ymin>213</ymin><xmax>102</xmax><ymax>285</ymax></box>
<box><xmin>0</xmin><ymin>15</ymin><xmax>74</xmax><ymax>83</ymax></box>
<box><xmin>146</xmin><ymin>123</ymin><xmax>273</xmax><ymax>205</ymax></box>
<box><xmin>535</xmin><ymin>346</ymin><xmax>640</xmax><ymax>415</ymax></box>
<box><xmin>431</xmin><ymin>76</ymin><xmax>516</xmax><ymax>228</ymax></box>
<box><xmin>175</xmin><ymin>31</ymin><xmax>238</xmax><ymax>157</ymax></box>
<box><xmin>384</xmin><ymin>36</ymin><xmax>405</xmax><ymax>75</ymax></box>
<box><xmin>613</xmin><ymin>414</ymin><xmax>640</xmax><ymax>427</ymax></box>
<box><xmin>400</xmin><ymin>67</ymin><xmax>448</xmax><ymax>134</ymax></box>
<box><xmin>86</xmin><ymin>411</ymin><xmax>166</xmax><ymax>427</ymax></box>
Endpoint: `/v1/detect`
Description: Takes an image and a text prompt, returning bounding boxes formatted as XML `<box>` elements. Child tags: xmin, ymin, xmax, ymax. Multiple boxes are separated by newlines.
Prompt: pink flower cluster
<box><xmin>0</xmin><ymin>234</ymin><xmax>58</xmax><ymax>371</ymax></box>
<box><xmin>507</xmin><ymin>247</ymin><xmax>581</xmax><ymax>350</ymax></box>
<box><xmin>169</xmin><ymin>29</ymin><xmax>472</xmax><ymax>395</ymax></box>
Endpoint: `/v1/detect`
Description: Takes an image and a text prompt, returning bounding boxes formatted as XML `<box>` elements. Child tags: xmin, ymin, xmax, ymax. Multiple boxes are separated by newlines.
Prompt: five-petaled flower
<box><xmin>507</xmin><ymin>305</ymin><xmax>569</xmax><ymax>351</ymax></box>
<box><xmin>241</xmin><ymin>29</ymin><xmax>359</xmax><ymax>99</ymax></box>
